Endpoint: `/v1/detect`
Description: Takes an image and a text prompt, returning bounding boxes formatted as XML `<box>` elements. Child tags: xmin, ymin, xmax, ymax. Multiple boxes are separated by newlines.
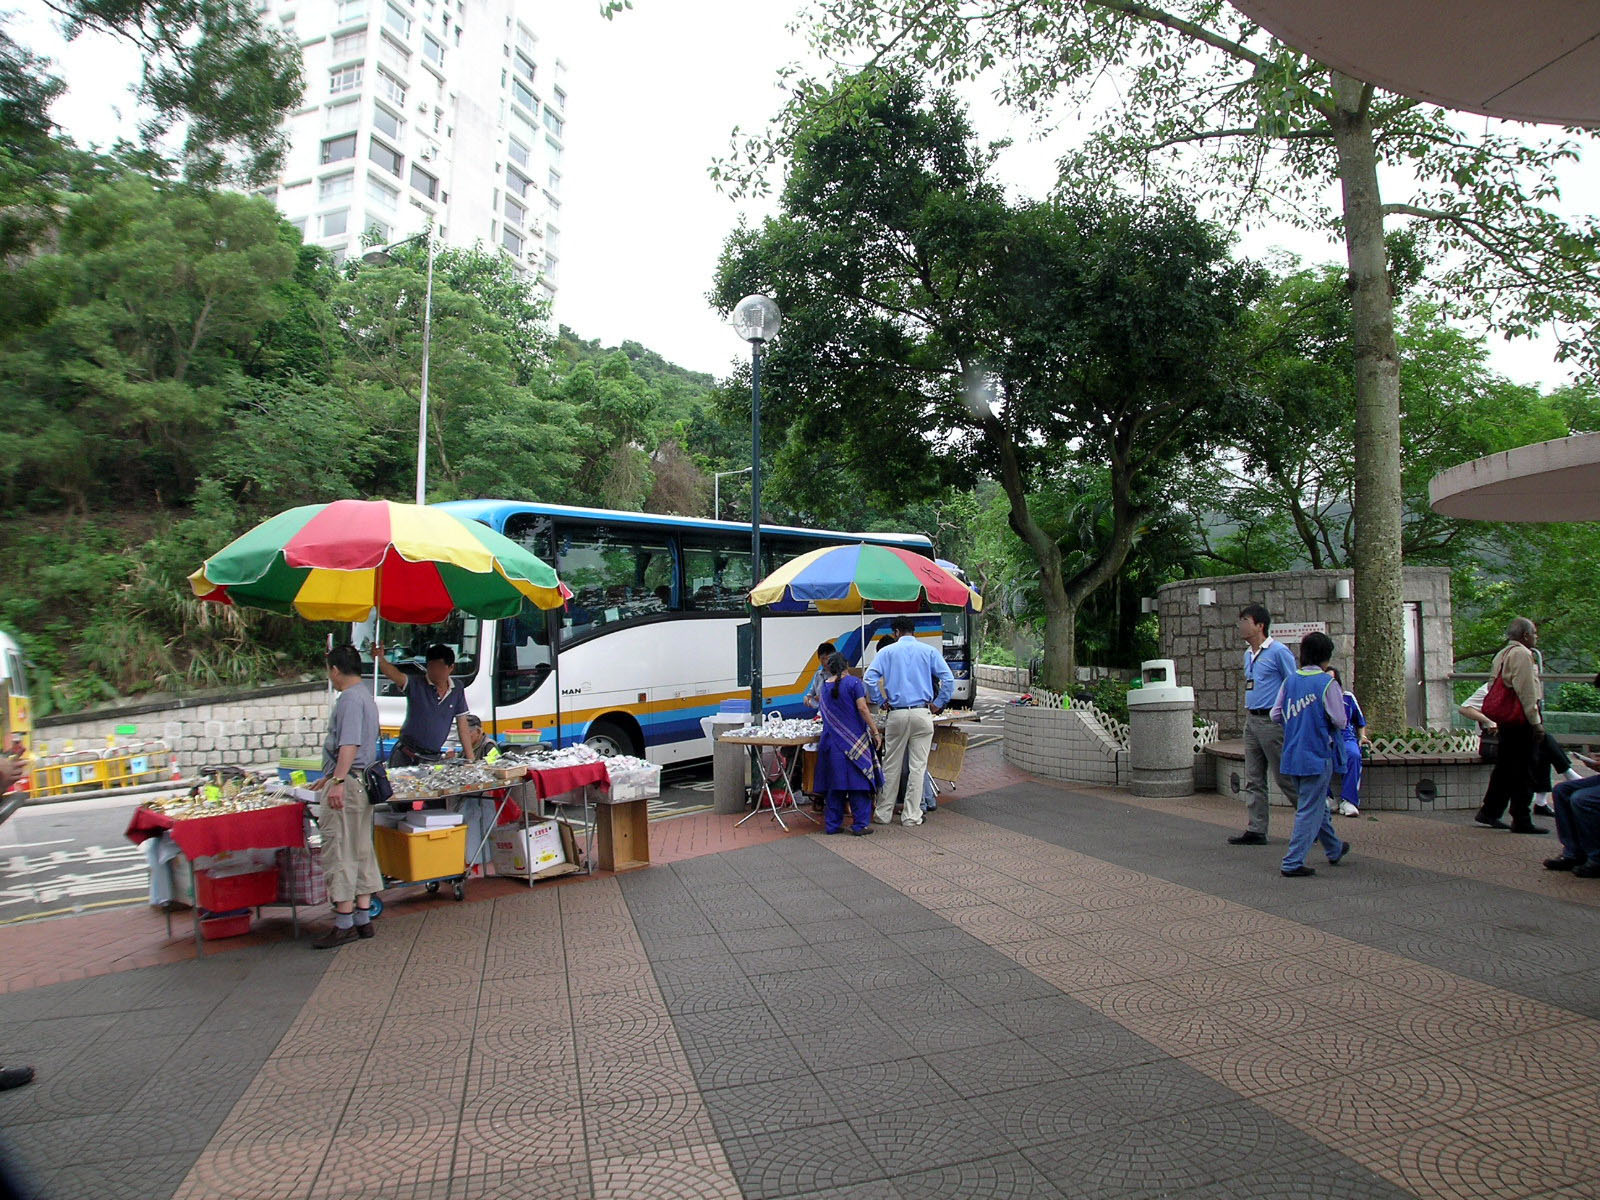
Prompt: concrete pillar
<box><xmin>713</xmin><ymin>737</ymin><xmax>751</xmax><ymax>815</ymax></box>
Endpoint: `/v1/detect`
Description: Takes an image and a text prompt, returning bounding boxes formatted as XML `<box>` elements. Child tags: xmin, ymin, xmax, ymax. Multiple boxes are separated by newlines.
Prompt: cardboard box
<box><xmin>490</xmin><ymin>819</ymin><xmax>579</xmax><ymax>879</ymax></box>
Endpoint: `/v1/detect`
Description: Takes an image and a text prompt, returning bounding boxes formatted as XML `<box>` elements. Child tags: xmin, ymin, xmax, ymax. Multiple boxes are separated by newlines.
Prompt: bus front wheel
<box><xmin>584</xmin><ymin>719</ymin><xmax>637</xmax><ymax>759</ymax></box>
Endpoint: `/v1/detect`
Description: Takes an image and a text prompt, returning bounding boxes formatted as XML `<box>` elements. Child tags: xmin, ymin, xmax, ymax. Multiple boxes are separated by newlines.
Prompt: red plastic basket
<box><xmin>199</xmin><ymin>910</ymin><xmax>252</xmax><ymax>940</ymax></box>
<box><xmin>195</xmin><ymin>868</ymin><xmax>278</xmax><ymax>912</ymax></box>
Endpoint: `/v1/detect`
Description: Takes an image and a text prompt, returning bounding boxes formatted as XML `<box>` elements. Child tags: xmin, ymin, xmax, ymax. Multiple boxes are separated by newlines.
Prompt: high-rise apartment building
<box><xmin>257</xmin><ymin>0</ymin><xmax>565</xmax><ymax>301</ymax></box>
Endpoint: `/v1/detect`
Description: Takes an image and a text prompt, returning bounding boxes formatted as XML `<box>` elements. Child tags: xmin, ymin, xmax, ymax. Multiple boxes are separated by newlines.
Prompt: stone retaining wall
<box><xmin>1004</xmin><ymin>706</ymin><xmax>1126</xmax><ymax>787</ymax></box>
<box><xmin>33</xmin><ymin>683</ymin><xmax>330</xmax><ymax>768</ymax></box>
<box><xmin>975</xmin><ymin>664</ymin><xmax>1032</xmax><ymax>692</ymax></box>
<box><xmin>1156</xmin><ymin>567</ymin><xmax>1453</xmax><ymax>737</ymax></box>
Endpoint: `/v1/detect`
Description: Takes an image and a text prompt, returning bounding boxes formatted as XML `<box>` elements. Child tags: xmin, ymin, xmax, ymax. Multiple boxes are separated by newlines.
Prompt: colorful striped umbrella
<box><xmin>189</xmin><ymin>499</ymin><xmax>568</xmax><ymax>623</ymax></box>
<box><xmin>749</xmin><ymin>544</ymin><xmax>982</xmax><ymax>613</ymax></box>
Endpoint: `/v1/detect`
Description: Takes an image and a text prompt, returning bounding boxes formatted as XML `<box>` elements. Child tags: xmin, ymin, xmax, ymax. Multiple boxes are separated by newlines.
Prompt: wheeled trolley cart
<box><xmin>373</xmin><ymin>823</ymin><xmax>469</xmax><ymax>903</ymax></box>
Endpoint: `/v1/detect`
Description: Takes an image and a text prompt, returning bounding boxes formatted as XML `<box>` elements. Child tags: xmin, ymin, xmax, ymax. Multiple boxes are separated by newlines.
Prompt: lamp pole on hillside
<box><xmin>712</xmin><ymin>466</ymin><xmax>753</xmax><ymax>520</ymax></box>
<box><xmin>731</xmin><ymin>294</ymin><xmax>781</xmax><ymax>719</ymax></box>
<box><xmin>362</xmin><ymin>231</ymin><xmax>436</xmax><ymax>505</ymax></box>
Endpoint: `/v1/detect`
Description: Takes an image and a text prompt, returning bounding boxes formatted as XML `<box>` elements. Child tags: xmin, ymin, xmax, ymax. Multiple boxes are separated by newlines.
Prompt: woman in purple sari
<box><xmin>814</xmin><ymin>652</ymin><xmax>884</xmax><ymax>835</ymax></box>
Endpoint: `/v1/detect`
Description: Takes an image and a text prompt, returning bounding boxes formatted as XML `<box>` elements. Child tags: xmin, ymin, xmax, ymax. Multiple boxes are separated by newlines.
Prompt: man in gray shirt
<box><xmin>313</xmin><ymin>644</ymin><xmax>382</xmax><ymax>949</ymax></box>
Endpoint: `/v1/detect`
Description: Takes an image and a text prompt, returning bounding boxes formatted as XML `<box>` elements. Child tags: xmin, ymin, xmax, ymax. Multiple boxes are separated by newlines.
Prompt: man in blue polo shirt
<box><xmin>1271</xmin><ymin>631</ymin><xmax>1351</xmax><ymax>877</ymax></box>
<box><xmin>864</xmin><ymin>615</ymin><xmax>955</xmax><ymax>827</ymax></box>
<box><xmin>1230</xmin><ymin>604</ymin><xmax>1299</xmax><ymax>846</ymax></box>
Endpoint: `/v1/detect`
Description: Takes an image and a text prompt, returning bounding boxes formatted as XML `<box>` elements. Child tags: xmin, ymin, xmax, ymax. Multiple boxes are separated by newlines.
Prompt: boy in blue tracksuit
<box><xmin>1271</xmin><ymin>632</ymin><xmax>1352</xmax><ymax>877</ymax></box>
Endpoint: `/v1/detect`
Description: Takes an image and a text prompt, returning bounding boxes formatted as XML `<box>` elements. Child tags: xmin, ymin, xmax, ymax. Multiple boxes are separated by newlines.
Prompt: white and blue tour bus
<box><xmin>356</xmin><ymin>500</ymin><xmax>974</xmax><ymax>761</ymax></box>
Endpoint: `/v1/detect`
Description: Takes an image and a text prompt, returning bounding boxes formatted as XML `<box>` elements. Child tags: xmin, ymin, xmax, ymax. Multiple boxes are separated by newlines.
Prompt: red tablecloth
<box><xmin>525</xmin><ymin>761</ymin><xmax>611</xmax><ymax>800</ymax></box>
<box><xmin>125</xmin><ymin>802</ymin><xmax>306</xmax><ymax>859</ymax></box>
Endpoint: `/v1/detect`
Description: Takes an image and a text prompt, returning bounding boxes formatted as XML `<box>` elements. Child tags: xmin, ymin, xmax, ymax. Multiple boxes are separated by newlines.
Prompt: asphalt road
<box><xmin>0</xmin><ymin>696</ymin><xmax>1006</xmax><ymax>925</ymax></box>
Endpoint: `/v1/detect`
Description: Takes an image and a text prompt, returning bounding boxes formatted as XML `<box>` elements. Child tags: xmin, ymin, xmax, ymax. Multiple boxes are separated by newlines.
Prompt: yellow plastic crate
<box><xmin>373</xmin><ymin>824</ymin><xmax>467</xmax><ymax>883</ymax></box>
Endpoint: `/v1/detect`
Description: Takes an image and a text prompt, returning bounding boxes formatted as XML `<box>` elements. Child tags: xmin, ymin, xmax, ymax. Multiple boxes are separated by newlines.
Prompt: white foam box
<box><xmin>405</xmin><ymin>811</ymin><xmax>464</xmax><ymax>829</ymax></box>
<box><xmin>490</xmin><ymin>820</ymin><xmax>568</xmax><ymax>877</ymax></box>
<box><xmin>606</xmin><ymin>763</ymin><xmax>662</xmax><ymax>802</ymax></box>
<box><xmin>373</xmin><ymin>811</ymin><xmax>406</xmax><ymax>829</ymax></box>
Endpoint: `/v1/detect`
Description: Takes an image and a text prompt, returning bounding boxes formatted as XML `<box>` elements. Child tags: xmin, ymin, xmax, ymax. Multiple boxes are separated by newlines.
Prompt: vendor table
<box><xmin>125</xmin><ymin>801</ymin><xmax>307</xmax><ymax>954</ymax></box>
<box><xmin>718</xmin><ymin>732</ymin><xmax>820</xmax><ymax>831</ymax></box>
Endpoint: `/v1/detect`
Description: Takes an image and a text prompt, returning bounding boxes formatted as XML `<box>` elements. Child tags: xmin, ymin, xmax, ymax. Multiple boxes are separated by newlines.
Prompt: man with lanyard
<box><xmin>864</xmin><ymin>615</ymin><xmax>955</xmax><ymax>827</ymax></box>
<box><xmin>374</xmin><ymin>642</ymin><xmax>476</xmax><ymax>767</ymax></box>
<box><xmin>1271</xmin><ymin>631</ymin><xmax>1351</xmax><ymax>877</ymax></box>
<box><xmin>1230</xmin><ymin>604</ymin><xmax>1298</xmax><ymax>845</ymax></box>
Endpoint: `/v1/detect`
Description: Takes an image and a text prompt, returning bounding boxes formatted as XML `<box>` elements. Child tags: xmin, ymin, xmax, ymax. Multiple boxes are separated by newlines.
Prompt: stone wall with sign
<box><xmin>1157</xmin><ymin>568</ymin><xmax>1453</xmax><ymax>736</ymax></box>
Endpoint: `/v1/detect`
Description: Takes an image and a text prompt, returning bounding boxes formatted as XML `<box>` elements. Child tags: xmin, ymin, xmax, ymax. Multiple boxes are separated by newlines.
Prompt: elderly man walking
<box><xmin>1475</xmin><ymin>617</ymin><xmax>1548</xmax><ymax>835</ymax></box>
<box><xmin>1230</xmin><ymin>604</ymin><xmax>1298</xmax><ymax>846</ymax></box>
<box><xmin>864</xmin><ymin>615</ymin><xmax>955</xmax><ymax>827</ymax></box>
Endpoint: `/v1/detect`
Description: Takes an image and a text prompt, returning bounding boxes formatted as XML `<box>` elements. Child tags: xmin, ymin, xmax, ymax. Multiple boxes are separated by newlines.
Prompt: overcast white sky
<box><xmin>14</xmin><ymin>0</ymin><xmax>1587</xmax><ymax>387</ymax></box>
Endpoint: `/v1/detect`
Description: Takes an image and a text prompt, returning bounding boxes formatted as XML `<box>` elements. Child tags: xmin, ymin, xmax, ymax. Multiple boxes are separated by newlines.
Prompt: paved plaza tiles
<box><xmin>1</xmin><ymin>745</ymin><xmax>1598</xmax><ymax>1199</ymax></box>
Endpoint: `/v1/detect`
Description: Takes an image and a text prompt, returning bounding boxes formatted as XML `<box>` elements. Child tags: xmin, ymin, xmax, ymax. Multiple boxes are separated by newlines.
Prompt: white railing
<box><xmin>1193</xmin><ymin>720</ymin><xmax>1219</xmax><ymax>751</ymax></box>
<box><xmin>1368</xmin><ymin>728</ymin><xmax>1481</xmax><ymax>756</ymax></box>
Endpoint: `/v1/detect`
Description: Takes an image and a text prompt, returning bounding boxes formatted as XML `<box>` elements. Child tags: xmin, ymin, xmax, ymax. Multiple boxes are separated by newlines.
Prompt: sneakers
<box><xmin>1281</xmin><ymin>866</ymin><xmax>1316</xmax><ymax>878</ymax></box>
<box><xmin>1329</xmin><ymin>841</ymin><xmax>1351</xmax><ymax>865</ymax></box>
<box><xmin>0</xmin><ymin>1066</ymin><xmax>34</xmax><ymax>1091</ymax></box>
<box><xmin>1228</xmin><ymin>831</ymin><xmax>1267</xmax><ymax>845</ymax></box>
<box><xmin>1337</xmin><ymin>801</ymin><xmax>1360</xmax><ymax>817</ymax></box>
<box><xmin>1533</xmin><ymin>793</ymin><xmax>1555</xmax><ymax>817</ymax></box>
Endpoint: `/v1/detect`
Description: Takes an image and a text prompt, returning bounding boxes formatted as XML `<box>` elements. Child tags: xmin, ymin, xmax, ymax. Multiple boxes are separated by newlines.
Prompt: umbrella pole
<box><xmin>550</xmin><ymin>608</ymin><xmax>563</xmax><ymax>750</ymax></box>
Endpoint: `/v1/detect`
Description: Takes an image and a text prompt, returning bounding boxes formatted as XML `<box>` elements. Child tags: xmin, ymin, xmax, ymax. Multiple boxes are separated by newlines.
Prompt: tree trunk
<box><xmin>1039</xmin><ymin>592</ymin><xmax>1077</xmax><ymax>694</ymax></box>
<box><xmin>1329</xmin><ymin>71</ymin><xmax>1407</xmax><ymax>733</ymax></box>
<box><xmin>986</xmin><ymin>414</ymin><xmax>1078</xmax><ymax>691</ymax></box>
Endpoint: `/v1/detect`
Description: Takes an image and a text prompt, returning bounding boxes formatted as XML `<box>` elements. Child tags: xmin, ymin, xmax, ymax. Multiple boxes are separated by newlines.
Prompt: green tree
<box><xmin>333</xmin><ymin>249</ymin><xmax>583</xmax><ymax>503</ymax></box>
<box><xmin>732</xmin><ymin>2</ymin><xmax>1600</xmax><ymax>730</ymax></box>
<box><xmin>0</xmin><ymin>177</ymin><xmax>297</xmax><ymax>508</ymax></box>
<box><xmin>13</xmin><ymin>0</ymin><xmax>302</xmax><ymax>187</ymax></box>
<box><xmin>713</xmin><ymin>81</ymin><xmax>1263</xmax><ymax>688</ymax></box>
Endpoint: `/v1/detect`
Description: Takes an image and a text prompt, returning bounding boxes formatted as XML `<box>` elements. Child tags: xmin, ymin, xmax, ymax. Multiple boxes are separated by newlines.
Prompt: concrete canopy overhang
<box><xmin>1429</xmin><ymin>432</ymin><xmax>1600</xmax><ymax>522</ymax></box>
<box><xmin>1230</xmin><ymin>1</ymin><xmax>1600</xmax><ymax>127</ymax></box>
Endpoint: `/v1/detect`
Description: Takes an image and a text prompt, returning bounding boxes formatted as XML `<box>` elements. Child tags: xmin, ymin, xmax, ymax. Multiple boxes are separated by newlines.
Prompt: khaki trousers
<box><xmin>876</xmin><ymin>708</ymin><xmax>934</xmax><ymax>826</ymax></box>
<box><xmin>317</xmin><ymin>773</ymin><xmax>384</xmax><ymax>904</ymax></box>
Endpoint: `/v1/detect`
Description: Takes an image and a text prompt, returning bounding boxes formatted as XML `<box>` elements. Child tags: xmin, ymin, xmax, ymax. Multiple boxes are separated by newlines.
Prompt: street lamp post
<box><xmin>362</xmin><ymin>231</ymin><xmax>436</xmax><ymax>505</ymax></box>
<box><xmin>730</xmin><ymin>294</ymin><xmax>781</xmax><ymax>720</ymax></box>
<box><xmin>712</xmin><ymin>466</ymin><xmax>753</xmax><ymax>520</ymax></box>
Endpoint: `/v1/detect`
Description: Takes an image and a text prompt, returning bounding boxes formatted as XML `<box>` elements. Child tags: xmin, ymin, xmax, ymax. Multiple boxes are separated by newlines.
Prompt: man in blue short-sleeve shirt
<box><xmin>376</xmin><ymin>642</ymin><xmax>474</xmax><ymax>765</ymax></box>
<box><xmin>1229</xmin><ymin>604</ymin><xmax>1298</xmax><ymax>846</ymax></box>
<box><xmin>864</xmin><ymin>616</ymin><xmax>955</xmax><ymax>827</ymax></box>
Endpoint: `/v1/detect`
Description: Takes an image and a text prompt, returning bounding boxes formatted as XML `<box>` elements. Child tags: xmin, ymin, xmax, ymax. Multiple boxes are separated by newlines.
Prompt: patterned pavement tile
<box><xmin>697</xmin><ymin>1072</ymin><xmax>840</xmax><ymax>1142</ymax></box>
<box><xmin>854</xmin><ymin>1097</ymin><xmax>1016</xmax><ymax>1176</ymax></box>
<box><xmin>925</xmin><ymin>1037</ymin><xmax>1071</xmax><ymax>1096</ymax></box>
<box><xmin>891</xmin><ymin>1151</ymin><xmax>1064</xmax><ymax>1200</ymax></box>
<box><xmin>583</xmin><ymin>1091</ymin><xmax>717</xmax><ymax>1159</ymax></box>
<box><xmin>449</xmin><ymin>1161</ymin><xmax>593</xmax><ymax>1200</ymax></box>
<box><xmin>173</xmin><ymin>1134</ymin><xmax>334</xmax><ymax>1200</ymax></box>
<box><xmin>720</xmin><ymin>1120</ymin><xmax>882</xmax><ymax>1200</ymax></box>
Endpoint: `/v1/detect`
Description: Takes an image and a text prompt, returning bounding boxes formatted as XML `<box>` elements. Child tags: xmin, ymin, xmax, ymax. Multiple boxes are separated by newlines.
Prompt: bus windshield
<box><xmin>354</xmin><ymin>614</ymin><xmax>484</xmax><ymax>696</ymax></box>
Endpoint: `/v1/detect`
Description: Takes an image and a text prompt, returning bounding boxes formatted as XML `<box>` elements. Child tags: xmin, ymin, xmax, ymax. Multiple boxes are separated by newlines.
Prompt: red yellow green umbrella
<box><xmin>189</xmin><ymin>499</ymin><xmax>568</xmax><ymax>623</ymax></box>
<box><xmin>750</xmin><ymin>543</ymin><xmax>982</xmax><ymax>613</ymax></box>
